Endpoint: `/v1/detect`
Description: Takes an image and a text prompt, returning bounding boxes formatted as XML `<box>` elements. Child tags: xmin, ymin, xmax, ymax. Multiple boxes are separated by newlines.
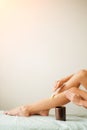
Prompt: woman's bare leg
<box><xmin>79</xmin><ymin>70</ymin><xmax>87</xmax><ymax>87</ymax></box>
<box><xmin>5</xmin><ymin>69</ymin><xmax>87</xmax><ymax>116</ymax></box>
<box><xmin>39</xmin><ymin>69</ymin><xmax>87</xmax><ymax>115</ymax></box>
<box><xmin>56</xmin><ymin>70</ymin><xmax>87</xmax><ymax>93</ymax></box>
<box><xmin>29</xmin><ymin>86</ymin><xmax>87</xmax><ymax>115</ymax></box>
<box><xmin>5</xmin><ymin>92</ymin><xmax>70</xmax><ymax>116</ymax></box>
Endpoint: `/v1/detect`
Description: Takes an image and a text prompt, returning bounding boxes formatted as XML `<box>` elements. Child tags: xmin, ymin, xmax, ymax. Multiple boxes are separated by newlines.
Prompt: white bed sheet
<box><xmin>0</xmin><ymin>111</ymin><xmax>87</xmax><ymax>130</ymax></box>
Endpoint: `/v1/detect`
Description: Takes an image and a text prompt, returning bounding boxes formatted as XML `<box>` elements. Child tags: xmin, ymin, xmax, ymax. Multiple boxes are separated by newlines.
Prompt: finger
<box><xmin>65</xmin><ymin>90</ymin><xmax>75</xmax><ymax>96</ymax></box>
<box><xmin>55</xmin><ymin>80</ymin><xmax>62</xmax><ymax>88</ymax></box>
<box><xmin>53</xmin><ymin>79</ymin><xmax>65</xmax><ymax>92</ymax></box>
<box><xmin>57</xmin><ymin>81</ymin><xmax>62</xmax><ymax>87</ymax></box>
<box><xmin>53</xmin><ymin>87</ymin><xmax>58</xmax><ymax>92</ymax></box>
<box><xmin>53</xmin><ymin>81</ymin><xmax>60</xmax><ymax>91</ymax></box>
<box><xmin>65</xmin><ymin>91</ymin><xmax>75</xmax><ymax>100</ymax></box>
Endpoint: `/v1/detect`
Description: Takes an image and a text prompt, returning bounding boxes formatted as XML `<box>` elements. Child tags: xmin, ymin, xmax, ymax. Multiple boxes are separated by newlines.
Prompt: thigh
<box><xmin>59</xmin><ymin>70</ymin><xmax>87</xmax><ymax>93</ymax></box>
<box><xmin>78</xmin><ymin>70</ymin><xmax>87</xmax><ymax>89</ymax></box>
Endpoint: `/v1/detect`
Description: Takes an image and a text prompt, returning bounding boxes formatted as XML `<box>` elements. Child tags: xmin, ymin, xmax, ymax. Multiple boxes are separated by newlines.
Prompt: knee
<box><xmin>77</xmin><ymin>69</ymin><xmax>87</xmax><ymax>78</ymax></box>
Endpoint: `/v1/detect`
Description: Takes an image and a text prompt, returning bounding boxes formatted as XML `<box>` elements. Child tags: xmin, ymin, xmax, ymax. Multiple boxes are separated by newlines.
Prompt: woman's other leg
<box><xmin>57</xmin><ymin>69</ymin><xmax>87</xmax><ymax>93</ymax></box>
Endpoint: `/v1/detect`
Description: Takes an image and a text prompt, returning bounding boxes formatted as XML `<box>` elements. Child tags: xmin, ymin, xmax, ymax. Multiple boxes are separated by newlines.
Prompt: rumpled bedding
<box><xmin>0</xmin><ymin>111</ymin><xmax>87</xmax><ymax>130</ymax></box>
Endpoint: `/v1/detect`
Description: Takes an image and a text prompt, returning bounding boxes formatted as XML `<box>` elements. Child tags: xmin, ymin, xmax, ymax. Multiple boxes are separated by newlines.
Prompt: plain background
<box><xmin>0</xmin><ymin>0</ymin><xmax>87</xmax><ymax>115</ymax></box>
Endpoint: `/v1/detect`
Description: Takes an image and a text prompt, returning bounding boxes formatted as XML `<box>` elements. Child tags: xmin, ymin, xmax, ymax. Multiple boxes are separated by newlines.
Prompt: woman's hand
<box><xmin>53</xmin><ymin>80</ymin><xmax>65</xmax><ymax>92</ymax></box>
<box><xmin>53</xmin><ymin>74</ymin><xmax>73</xmax><ymax>92</ymax></box>
<box><xmin>65</xmin><ymin>91</ymin><xmax>82</xmax><ymax>106</ymax></box>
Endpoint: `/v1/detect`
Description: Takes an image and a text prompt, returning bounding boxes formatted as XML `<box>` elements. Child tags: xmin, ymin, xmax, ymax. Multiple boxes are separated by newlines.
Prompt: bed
<box><xmin>0</xmin><ymin>111</ymin><xmax>87</xmax><ymax>130</ymax></box>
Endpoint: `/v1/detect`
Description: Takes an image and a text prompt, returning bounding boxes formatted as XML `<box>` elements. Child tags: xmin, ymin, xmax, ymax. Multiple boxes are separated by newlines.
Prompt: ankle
<box><xmin>24</xmin><ymin>105</ymin><xmax>34</xmax><ymax>115</ymax></box>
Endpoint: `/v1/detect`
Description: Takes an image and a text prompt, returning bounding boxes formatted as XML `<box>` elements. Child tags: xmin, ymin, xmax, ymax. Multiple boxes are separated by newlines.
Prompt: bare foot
<box><xmin>4</xmin><ymin>106</ymin><xmax>49</xmax><ymax>117</ymax></box>
<box><xmin>4</xmin><ymin>106</ymin><xmax>30</xmax><ymax>116</ymax></box>
<box><xmin>65</xmin><ymin>91</ymin><xmax>82</xmax><ymax>106</ymax></box>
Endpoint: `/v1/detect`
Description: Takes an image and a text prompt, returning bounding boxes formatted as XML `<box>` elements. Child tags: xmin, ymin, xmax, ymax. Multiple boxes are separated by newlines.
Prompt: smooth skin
<box><xmin>5</xmin><ymin>69</ymin><xmax>87</xmax><ymax>116</ymax></box>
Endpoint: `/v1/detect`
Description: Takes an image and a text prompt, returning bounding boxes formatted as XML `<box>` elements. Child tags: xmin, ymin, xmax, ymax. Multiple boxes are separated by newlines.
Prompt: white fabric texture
<box><xmin>0</xmin><ymin>111</ymin><xmax>87</xmax><ymax>130</ymax></box>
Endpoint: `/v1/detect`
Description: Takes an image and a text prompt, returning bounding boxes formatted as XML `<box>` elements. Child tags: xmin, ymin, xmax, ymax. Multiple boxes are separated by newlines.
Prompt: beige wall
<box><xmin>0</xmin><ymin>0</ymin><xmax>87</xmax><ymax>115</ymax></box>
